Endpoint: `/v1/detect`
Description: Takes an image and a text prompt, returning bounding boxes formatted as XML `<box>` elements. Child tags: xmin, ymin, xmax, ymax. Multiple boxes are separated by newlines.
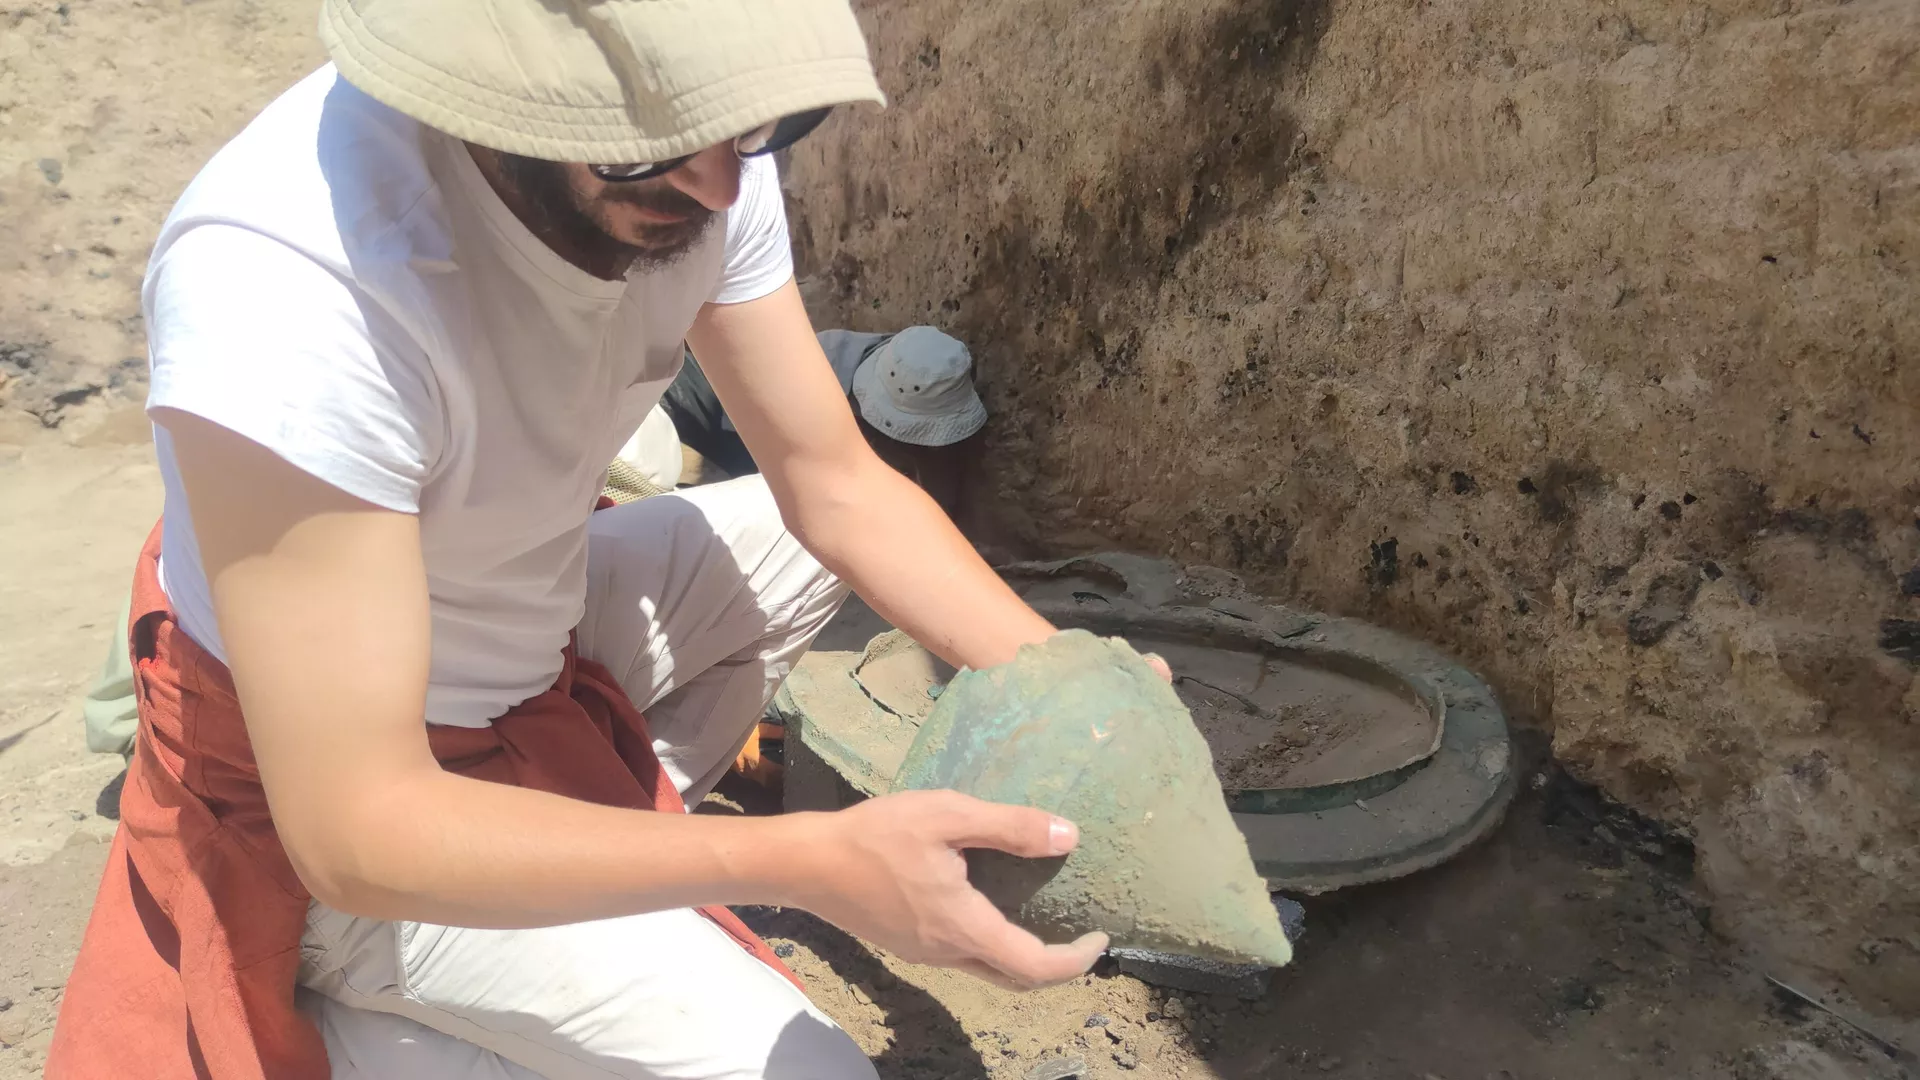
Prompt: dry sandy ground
<box><xmin>0</xmin><ymin>428</ymin><xmax>160</xmax><ymax>1074</ymax></box>
<box><xmin>0</xmin><ymin>0</ymin><xmax>1913</xmax><ymax>1077</ymax></box>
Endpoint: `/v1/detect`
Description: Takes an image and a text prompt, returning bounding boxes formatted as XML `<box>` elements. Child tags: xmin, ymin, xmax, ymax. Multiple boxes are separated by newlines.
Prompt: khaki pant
<box><xmin>82</xmin><ymin>594</ymin><xmax>139</xmax><ymax>758</ymax></box>
<box><xmin>296</xmin><ymin>477</ymin><xmax>871</xmax><ymax>1079</ymax></box>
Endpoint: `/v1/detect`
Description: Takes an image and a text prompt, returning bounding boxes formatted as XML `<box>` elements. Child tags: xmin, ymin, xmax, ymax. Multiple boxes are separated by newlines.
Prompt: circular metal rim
<box><xmin>782</xmin><ymin>555</ymin><xmax>1516</xmax><ymax>894</ymax></box>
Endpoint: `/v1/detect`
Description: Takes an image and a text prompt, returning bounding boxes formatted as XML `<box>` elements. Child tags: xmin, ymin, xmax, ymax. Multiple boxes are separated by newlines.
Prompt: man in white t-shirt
<box><xmin>50</xmin><ymin>2</ymin><xmax>1126</xmax><ymax>1077</ymax></box>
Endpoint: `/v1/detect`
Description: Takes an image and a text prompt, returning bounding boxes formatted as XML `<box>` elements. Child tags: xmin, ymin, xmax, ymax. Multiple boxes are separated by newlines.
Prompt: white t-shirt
<box><xmin>144</xmin><ymin>67</ymin><xmax>794</xmax><ymax>727</ymax></box>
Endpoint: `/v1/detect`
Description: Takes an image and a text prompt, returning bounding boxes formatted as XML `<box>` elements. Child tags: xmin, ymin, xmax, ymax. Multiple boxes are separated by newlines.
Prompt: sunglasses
<box><xmin>589</xmin><ymin>107</ymin><xmax>833</xmax><ymax>183</ymax></box>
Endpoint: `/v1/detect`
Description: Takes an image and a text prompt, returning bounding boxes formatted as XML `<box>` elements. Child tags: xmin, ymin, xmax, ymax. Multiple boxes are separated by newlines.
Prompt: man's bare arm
<box><xmin>687</xmin><ymin>281</ymin><xmax>1057</xmax><ymax>671</ymax></box>
<box><xmin>159</xmin><ymin>410</ymin><xmax>1101</xmax><ymax>985</ymax></box>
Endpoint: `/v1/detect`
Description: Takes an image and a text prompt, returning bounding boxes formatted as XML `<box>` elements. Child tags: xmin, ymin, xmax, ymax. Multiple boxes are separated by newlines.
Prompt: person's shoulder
<box><xmin>815</xmin><ymin>330</ymin><xmax>891</xmax><ymax>391</ymax></box>
<box><xmin>155</xmin><ymin>66</ymin><xmax>448</xmax><ymax>284</ymax></box>
<box><xmin>726</xmin><ymin>155</ymin><xmax>783</xmax><ymax>237</ymax></box>
<box><xmin>705</xmin><ymin>155</ymin><xmax>792</xmax><ymax>305</ymax></box>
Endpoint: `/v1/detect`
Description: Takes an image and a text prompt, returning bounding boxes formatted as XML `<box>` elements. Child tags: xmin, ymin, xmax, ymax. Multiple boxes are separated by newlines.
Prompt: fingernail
<box><xmin>1048</xmin><ymin>816</ymin><xmax>1078</xmax><ymax>855</ymax></box>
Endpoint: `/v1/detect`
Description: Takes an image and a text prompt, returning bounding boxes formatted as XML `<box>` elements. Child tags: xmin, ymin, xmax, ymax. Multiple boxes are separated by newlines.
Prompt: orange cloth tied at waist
<box><xmin>47</xmin><ymin>521</ymin><xmax>800</xmax><ymax>1080</ymax></box>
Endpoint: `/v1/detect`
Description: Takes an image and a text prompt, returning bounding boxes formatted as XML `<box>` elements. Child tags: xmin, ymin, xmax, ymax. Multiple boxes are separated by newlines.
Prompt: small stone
<box><xmin>69</xmin><ymin>809</ymin><xmax>87</xmax><ymax>821</ymax></box>
<box><xmin>1273</xmin><ymin>895</ymin><xmax>1308</xmax><ymax>943</ymax></box>
<box><xmin>848</xmin><ymin>984</ymin><xmax>873</xmax><ymax>1007</ymax></box>
<box><xmin>1024</xmin><ymin>1056</ymin><xmax>1087</xmax><ymax>1080</ymax></box>
<box><xmin>1113</xmin><ymin>1051</ymin><xmax>1140</xmax><ymax>1070</ymax></box>
<box><xmin>0</xmin><ymin>996</ymin><xmax>12</xmax><ymax>1012</ymax></box>
<box><xmin>37</xmin><ymin>158</ymin><xmax>62</xmax><ymax>185</ymax></box>
<box><xmin>1317</xmin><ymin>1057</ymin><xmax>1342</xmax><ymax>1072</ymax></box>
<box><xmin>772</xmin><ymin>942</ymin><xmax>795</xmax><ymax>958</ymax></box>
<box><xmin>1164</xmin><ymin>998</ymin><xmax>1188</xmax><ymax>1019</ymax></box>
<box><xmin>1084</xmin><ymin>1013</ymin><xmax>1111</xmax><ymax>1029</ymax></box>
<box><xmin>1145</xmin><ymin>1011</ymin><xmax>1162</xmax><ymax>1023</ymax></box>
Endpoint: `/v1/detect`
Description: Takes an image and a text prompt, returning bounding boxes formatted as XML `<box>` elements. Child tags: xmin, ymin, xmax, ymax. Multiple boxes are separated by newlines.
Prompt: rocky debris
<box><xmin>0</xmin><ymin>341</ymin><xmax>44</xmax><ymax>377</ymax></box>
<box><xmin>1110</xmin><ymin>947</ymin><xmax>1273</xmax><ymax>999</ymax></box>
<box><xmin>1275</xmin><ymin>895</ymin><xmax>1307</xmax><ymax>942</ymax></box>
<box><xmin>0</xmin><ymin>338</ymin><xmax>133</xmax><ymax>426</ymax></box>
<box><xmin>1024</xmin><ymin>1055</ymin><xmax>1087</xmax><ymax>1080</ymax></box>
<box><xmin>1878</xmin><ymin>619</ymin><xmax>1920</xmax><ymax>666</ymax></box>
<box><xmin>37</xmin><ymin>157</ymin><xmax>62</xmax><ymax>185</ymax></box>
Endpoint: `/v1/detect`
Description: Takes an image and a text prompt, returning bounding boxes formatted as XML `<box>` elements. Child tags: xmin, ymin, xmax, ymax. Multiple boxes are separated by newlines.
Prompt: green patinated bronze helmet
<box><xmin>893</xmin><ymin>630</ymin><xmax>1293</xmax><ymax>967</ymax></box>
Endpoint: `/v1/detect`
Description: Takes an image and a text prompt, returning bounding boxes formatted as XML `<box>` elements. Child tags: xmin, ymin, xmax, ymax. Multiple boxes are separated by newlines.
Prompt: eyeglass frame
<box><xmin>588</xmin><ymin>107</ymin><xmax>834</xmax><ymax>183</ymax></box>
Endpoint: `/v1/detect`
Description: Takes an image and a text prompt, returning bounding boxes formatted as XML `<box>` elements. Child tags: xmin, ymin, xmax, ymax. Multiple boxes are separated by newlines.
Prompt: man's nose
<box><xmin>669</xmin><ymin>145</ymin><xmax>742</xmax><ymax>211</ymax></box>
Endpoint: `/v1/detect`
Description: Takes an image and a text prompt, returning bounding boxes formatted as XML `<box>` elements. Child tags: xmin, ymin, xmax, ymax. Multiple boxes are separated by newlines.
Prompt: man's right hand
<box><xmin>767</xmin><ymin>791</ymin><xmax>1108</xmax><ymax>990</ymax></box>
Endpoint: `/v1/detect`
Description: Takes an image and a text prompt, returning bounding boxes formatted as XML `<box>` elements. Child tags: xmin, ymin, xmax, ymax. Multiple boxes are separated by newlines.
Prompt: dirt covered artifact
<box><xmin>892</xmin><ymin>629</ymin><xmax>1293</xmax><ymax>967</ymax></box>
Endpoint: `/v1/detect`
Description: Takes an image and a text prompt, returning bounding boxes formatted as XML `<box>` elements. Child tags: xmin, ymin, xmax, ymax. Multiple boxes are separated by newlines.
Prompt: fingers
<box><xmin>839</xmin><ymin>790</ymin><xmax>1112</xmax><ymax>990</ymax></box>
<box><xmin>956</xmin><ymin>958</ymin><xmax>1031</xmax><ymax>991</ymax></box>
<box><xmin>1142</xmin><ymin>651</ymin><xmax>1173</xmax><ymax>682</ymax></box>
<box><xmin>935</xmin><ymin>794</ymin><xmax>1079</xmax><ymax>859</ymax></box>
<box><xmin>959</xmin><ymin>900</ymin><xmax>1110</xmax><ymax>988</ymax></box>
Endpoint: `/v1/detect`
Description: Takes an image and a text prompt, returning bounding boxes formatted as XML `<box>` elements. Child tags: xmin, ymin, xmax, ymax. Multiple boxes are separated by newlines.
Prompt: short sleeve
<box><xmin>143</xmin><ymin>224</ymin><xmax>442</xmax><ymax>512</ymax></box>
<box><xmin>708</xmin><ymin>154</ymin><xmax>794</xmax><ymax>305</ymax></box>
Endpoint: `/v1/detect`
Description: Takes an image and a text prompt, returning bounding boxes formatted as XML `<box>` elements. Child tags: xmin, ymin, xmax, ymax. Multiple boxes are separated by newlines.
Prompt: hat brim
<box><xmin>851</xmin><ymin>359</ymin><xmax>989</xmax><ymax>448</ymax></box>
<box><xmin>321</xmin><ymin>0</ymin><xmax>886</xmax><ymax>163</ymax></box>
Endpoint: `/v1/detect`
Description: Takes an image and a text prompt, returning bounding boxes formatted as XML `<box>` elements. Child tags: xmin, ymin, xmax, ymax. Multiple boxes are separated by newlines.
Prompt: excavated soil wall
<box><xmin>783</xmin><ymin>0</ymin><xmax>1920</xmax><ymax>1012</ymax></box>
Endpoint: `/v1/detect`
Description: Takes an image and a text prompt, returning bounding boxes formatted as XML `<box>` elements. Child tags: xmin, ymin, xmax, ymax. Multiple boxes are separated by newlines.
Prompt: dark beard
<box><xmin>496</xmin><ymin>154</ymin><xmax>715</xmax><ymax>278</ymax></box>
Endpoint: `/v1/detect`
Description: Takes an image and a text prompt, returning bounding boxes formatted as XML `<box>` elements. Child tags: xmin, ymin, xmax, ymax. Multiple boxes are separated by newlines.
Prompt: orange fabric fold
<box><xmin>48</xmin><ymin>521</ymin><xmax>799</xmax><ymax>1079</ymax></box>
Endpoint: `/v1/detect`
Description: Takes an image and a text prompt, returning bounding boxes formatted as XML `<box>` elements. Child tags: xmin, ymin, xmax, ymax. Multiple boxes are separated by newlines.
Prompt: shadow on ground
<box><xmin>738</xmin><ymin>905</ymin><xmax>996</xmax><ymax>1080</ymax></box>
<box><xmin>702</xmin><ymin>775</ymin><xmax>993</xmax><ymax>1077</ymax></box>
<box><xmin>0</xmin><ymin>712</ymin><xmax>57</xmax><ymax>758</ymax></box>
<box><xmin>94</xmin><ymin>768</ymin><xmax>125</xmax><ymax>821</ymax></box>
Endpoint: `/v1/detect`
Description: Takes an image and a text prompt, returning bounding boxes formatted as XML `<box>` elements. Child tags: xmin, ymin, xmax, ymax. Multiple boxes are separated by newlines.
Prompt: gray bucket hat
<box><xmin>320</xmin><ymin>0</ymin><xmax>886</xmax><ymax>163</ymax></box>
<box><xmin>851</xmin><ymin>327</ymin><xmax>988</xmax><ymax>447</ymax></box>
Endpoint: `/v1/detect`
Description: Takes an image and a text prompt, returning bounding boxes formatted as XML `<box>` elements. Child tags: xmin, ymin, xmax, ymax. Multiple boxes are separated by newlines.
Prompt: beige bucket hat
<box><xmin>320</xmin><ymin>0</ymin><xmax>886</xmax><ymax>164</ymax></box>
